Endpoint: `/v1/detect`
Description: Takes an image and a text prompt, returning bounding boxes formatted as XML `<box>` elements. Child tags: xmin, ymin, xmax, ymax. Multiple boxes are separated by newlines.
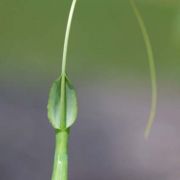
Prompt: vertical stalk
<box><xmin>51</xmin><ymin>129</ymin><xmax>70</xmax><ymax>180</ymax></box>
<box><xmin>61</xmin><ymin>0</ymin><xmax>78</xmax><ymax>75</ymax></box>
<box><xmin>130</xmin><ymin>0</ymin><xmax>157</xmax><ymax>139</ymax></box>
<box><xmin>51</xmin><ymin>0</ymin><xmax>77</xmax><ymax>180</ymax></box>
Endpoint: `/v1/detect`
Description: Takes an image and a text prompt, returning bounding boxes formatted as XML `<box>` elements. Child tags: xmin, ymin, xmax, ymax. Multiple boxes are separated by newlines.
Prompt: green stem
<box><xmin>61</xmin><ymin>0</ymin><xmax>78</xmax><ymax>75</ymax></box>
<box><xmin>130</xmin><ymin>0</ymin><xmax>157</xmax><ymax>139</ymax></box>
<box><xmin>60</xmin><ymin>74</ymin><xmax>66</xmax><ymax>129</ymax></box>
<box><xmin>51</xmin><ymin>0</ymin><xmax>78</xmax><ymax>179</ymax></box>
<box><xmin>51</xmin><ymin>129</ymin><xmax>70</xmax><ymax>180</ymax></box>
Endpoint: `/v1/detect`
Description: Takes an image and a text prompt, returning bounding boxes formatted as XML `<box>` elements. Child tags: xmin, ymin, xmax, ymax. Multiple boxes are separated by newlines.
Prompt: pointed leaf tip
<box><xmin>47</xmin><ymin>75</ymin><xmax>78</xmax><ymax>130</ymax></box>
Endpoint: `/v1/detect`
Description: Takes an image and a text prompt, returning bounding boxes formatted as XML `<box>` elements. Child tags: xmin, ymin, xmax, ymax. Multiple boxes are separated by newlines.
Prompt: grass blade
<box><xmin>130</xmin><ymin>0</ymin><xmax>158</xmax><ymax>139</ymax></box>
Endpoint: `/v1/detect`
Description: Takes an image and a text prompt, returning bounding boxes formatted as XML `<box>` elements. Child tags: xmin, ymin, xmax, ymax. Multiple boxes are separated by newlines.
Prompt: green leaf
<box><xmin>47</xmin><ymin>75</ymin><xmax>78</xmax><ymax>130</ymax></box>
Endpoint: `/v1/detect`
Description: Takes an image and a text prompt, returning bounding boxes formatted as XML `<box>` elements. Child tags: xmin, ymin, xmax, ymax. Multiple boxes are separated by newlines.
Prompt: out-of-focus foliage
<box><xmin>0</xmin><ymin>0</ymin><xmax>180</xmax><ymax>83</ymax></box>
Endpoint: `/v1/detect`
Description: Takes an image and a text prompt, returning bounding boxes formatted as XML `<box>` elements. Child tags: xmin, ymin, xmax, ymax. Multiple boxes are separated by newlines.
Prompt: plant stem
<box><xmin>51</xmin><ymin>1</ymin><xmax>78</xmax><ymax>179</ymax></box>
<box><xmin>51</xmin><ymin>129</ymin><xmax>70</xmax><ymax>180</ymax></box>
<box><xmin>130</xmin><ymin>0</ymin><xmax>157</xmax><ymax>139</ymax></box>
<box><xmin>61</xmin><ymin>0</ymin><xmax>78</xmax><ymax>75</ymax></box>
<box><xmin>60</xmin><ymin>74</ymin><xmax>66</xmax><ymax>129</ymax></box>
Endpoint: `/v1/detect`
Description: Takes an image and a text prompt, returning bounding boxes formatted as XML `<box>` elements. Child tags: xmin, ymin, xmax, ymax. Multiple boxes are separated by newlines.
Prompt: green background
<box><xmin>0</xmin><ymin>0</ymin><xmax>180</xmax><ymax>83</ymax></box>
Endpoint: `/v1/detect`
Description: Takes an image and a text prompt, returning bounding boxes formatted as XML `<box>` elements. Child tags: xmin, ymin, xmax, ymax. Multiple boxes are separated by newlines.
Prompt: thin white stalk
<box><xmin>61</xmin><ymin>0</ymin><xmax>78</xmax><ymax>75</ymax></box>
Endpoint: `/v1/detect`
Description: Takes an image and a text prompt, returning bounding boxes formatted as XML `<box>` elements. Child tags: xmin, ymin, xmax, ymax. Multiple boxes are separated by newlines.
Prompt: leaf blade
<box><xmin>47</xmin><ymin>75</ymin><xmax>78</xmax><ymax>130</ymax></box>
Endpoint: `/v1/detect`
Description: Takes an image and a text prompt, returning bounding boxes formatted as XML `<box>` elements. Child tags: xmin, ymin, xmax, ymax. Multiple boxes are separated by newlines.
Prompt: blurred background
<box><xmin>0</xmin><ymin>0</ymin><xmax>180</xmax><ymax>179</ymax></box>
